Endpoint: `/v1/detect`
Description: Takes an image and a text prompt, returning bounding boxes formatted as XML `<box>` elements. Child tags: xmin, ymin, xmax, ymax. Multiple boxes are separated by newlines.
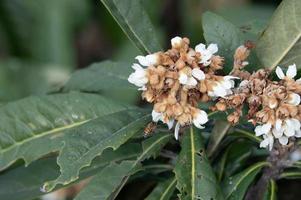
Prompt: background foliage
<box><xmin>1</xmin><ymin>0</ymin><xmax>301</xmax><ymax>200</ymax></box>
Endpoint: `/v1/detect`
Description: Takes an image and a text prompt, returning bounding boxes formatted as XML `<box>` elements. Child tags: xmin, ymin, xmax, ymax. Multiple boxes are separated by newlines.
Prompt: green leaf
<box><xmin>145</xmin><ymin>177</ymin><xmax>177</xmax><ymax>200</ymax></box>
<box><xmin>108</xmin><ymin>133</ymin><xmax>172</xmax><ymax>199</ymax></box>
<box><xmin>174</xmin><ymin>127</ymin><xmax>223</xmax><ymax>200</ymax></box>
<box><xmin>231</xmin><ymin>128</ymin><xmax>262</xmax><ymax>143</ymax></box>
<box><xmin>202</xmin><ymin>12</ymin><xmax>259</xmax><ymax>72</ymax></box>
<box><xmin>0</xmin><ymin>143</ymin><xmax>141</xmax><ymax>200</ymax></box>
<box><xmin>207</xmin><ymin>120</ymin><xmax>231</xmax><ymax>157</ymax></box>
<box><xmin>43</xmin><ymin>109</ymin><xmax>150</xmax><ymax>192</ymax></box>
<box><xmin>75</xmin><ymin>161</ymin><xmax>137</xmax><ymax>200</ymax></box>
<box><xmin>256</xmin><ymin>0</ymin><xmax>301</xmax><ymax>69</ymax></box>
<box><xmin>280</xmin><ymin>171</ymin><xmax>301</xmax><ymax>179</ymax></box>
<box><xmin>62</xmin><ymin>61</ymin><xmax>139</xmax><ymax>104</ymax></box>
<box><xmin>263</xmin><ymin>180</ymin><xmax>277</xmax><ymax>200</ymax></box>
<box><xmin>0</xmin><ymin>92</ymin><xmax>130</xmax><ymax>171</ymax></box>
<box><xmin>100</xmin><ymin>0</ymin><xmax>162</xmax><ymax>54</ymax></box>
<box><xmin>222</xmin><ymin>162</ymin><xmax>268</xmax><ymax>200</ymax></box>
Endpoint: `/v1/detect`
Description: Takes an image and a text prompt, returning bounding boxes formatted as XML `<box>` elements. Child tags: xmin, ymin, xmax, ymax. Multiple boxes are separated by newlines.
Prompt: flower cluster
<box><xmin>128</xmin><ymin>37</ymin><xmax>237</xmax><ymax>139</ymax></box>
<box><xmin>214</xmin><ymin>63</ymin><xmax>301</xmax><ymax>150</ymax></box>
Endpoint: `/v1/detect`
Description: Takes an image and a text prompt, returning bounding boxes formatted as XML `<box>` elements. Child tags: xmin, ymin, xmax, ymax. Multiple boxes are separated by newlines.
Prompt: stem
<box><xmin>245</xmin><ymin>141</ymin><xmax>297</xmax><ymax>200</ymax></box>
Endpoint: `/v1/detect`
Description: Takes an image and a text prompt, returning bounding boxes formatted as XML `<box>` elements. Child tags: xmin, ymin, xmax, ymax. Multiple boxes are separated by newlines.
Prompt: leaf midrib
<box><xmin>190</xmin><ymin>127</ymin><xmax>196</xmax><ymax>200</ymax></box>
<box><xmin>160</xmin><ymin>178</ymin><xmax>177</xmax><ymax>200</ymax></box>
<box><xmin>0</xmin><ymin>119</ymin><xmax>91</xmax><ymax>169</ymax></box>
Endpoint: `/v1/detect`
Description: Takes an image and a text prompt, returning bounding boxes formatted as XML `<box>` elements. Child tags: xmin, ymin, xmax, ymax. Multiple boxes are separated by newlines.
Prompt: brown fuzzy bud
<box><xmin>210</xmin><ymin>55</ymin><xmax>224</xmax><ymax>70</ymax></box>
<box><xmin>216</xmin><ymin>101</ymin><xmax>226</xmax><ymax>111</ymax></box>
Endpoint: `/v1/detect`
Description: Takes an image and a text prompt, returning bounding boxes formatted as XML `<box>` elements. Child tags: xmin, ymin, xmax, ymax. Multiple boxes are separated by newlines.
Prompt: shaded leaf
<box><xmin>0</xmin><ymin>143</ymin><xmax>141</xmax><ymax>200</ymax></box>
<box><xmin>62</xmin><ymin>61</ymin><xmax>139</xmax><ymax>104</ymax></box>
<box><xmin>207</xmin><ymin>120</ymin><xmax>230</xmax><ymax>157</ymax></box>
<box><xmin>263</xmin><ymin>180</ymin><xmax>277</xmax><ymax>200</ymax></box>
<box><xmin>0</xmin><ymin>92</ymin><xmax>130</xmax><ymax>171</ymax></box>
<box><xmin>43</xmin><ymin>109</ymin><xmax>150</xmax><ymax>192</ymax></box>
<box><xmin>222</xmin><ymin>162</ymin><xmax>268</xmax><ymax>200</ymax></box>
<box><xmin>100</xmin><ymin>0</ymin><xmax>161</xmax><ymax>54</ymax></box>
<box><xmin>145</xmin><ymin>177</ymin><xmax>177</xmax><ymax>200</ymax></box>
<box><xmin>256</xmin><ymin>0</ymin><xmax>301</xmax><ymax>69</ymax></box>
<box><xmin>174</xmin><ymin>127</ymin><xmax>223</xmax><ymax>200</ymax></box>
<box><xmin>280</xmin><ymin>171</ymin><xmax>301</xmax><ymax>179</ymax></box>
<box><xmin>108</xmin><ymin>133</ymin><xmax>172</xmax><ymax>199</ymax></box>
<box><xmin>202</xmin><ymin>12</ymin><xmax>260</xmax><ymax>72</ymax></box>
<box><xmin>75</xmin><ymin>161</ymin><xmax>136</xmax><ymax>200</ymax></box>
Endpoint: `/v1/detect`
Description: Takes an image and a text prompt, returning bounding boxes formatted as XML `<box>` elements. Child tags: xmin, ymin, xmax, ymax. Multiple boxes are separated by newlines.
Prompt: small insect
<box><xmin>143</xmin><ymin>122</ymin><xmax>157</xmax><ymax>137</ymax></box>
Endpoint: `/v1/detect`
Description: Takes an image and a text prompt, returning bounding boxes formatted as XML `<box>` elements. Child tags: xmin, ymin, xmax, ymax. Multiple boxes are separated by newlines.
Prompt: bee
<box><xmin>143</xmin><ymin>122</ymin><xmax>157</xmax><ymax>137</ymax></box>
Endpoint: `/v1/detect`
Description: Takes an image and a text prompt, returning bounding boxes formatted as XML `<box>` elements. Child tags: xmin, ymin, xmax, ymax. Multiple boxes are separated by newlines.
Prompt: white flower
<box><xmin>179</xmin><ymin>68</ymin><xmax>205</xmax><ymax>87</ymax></box>
<box><xmin>290</xmin><ymin>149</ymin><xmax>301</xmax><ymax>162</ymax></box>
<box><xmin>152</xmin><ymin>110</ymin><xmax>174</xmax><ymax>130</ymax></box>
<box><xmin>278</xmin><ymin>136</ymin><xmax>288</xmax><ymax>145</ymax></box>
<box><xmin>128</xmin><ymin>64</ymin><xmax>148</xmax><ymax>90</ymax></box>
<box><xmin>209</xmin><ymin>76</ymin><xmax>239</xmax><ymax>98</ymax></box>
<box><xmin>195</xmin><ymin>43</ymin><xmax>218</xmax><ymax>66</ymax></box>
<box><xmin>135</xmin><ymin>54</ymin><xmax>159</xmax><ymax>66</ymax></box>
<box><xmin>283</xmin><ymin>118</ymin><xmax>300</xmax><ymax>137</ymax></box>
<box><xmin>174</xmin><ymin>122</ymin><xmax>181</xmax><ymax>140</ymax></box>
<box><xmin>255</xmin><ymin>123</ymin><xmax>272</xmax><ymax>136</ymax></box>
<box><xmin>171</xmin><ymin>36</ymin><xmax>183</xmax><ymax>48</ymax></box>
<box><xmin>193</xmin><ymin>109</ymin><xmax>208</xmax><ymax>129</ymax></box>
<box><xmin>288</xmin><ymin>93</ymin><xmax>300</xmax><ymax>106</ymax></box>
<box><xmin>256</xmin><ymin>118</ymin><xmax>301</xmax><ymax>150</ymax></box>
<box><xmin>260</xmin><ymin>133</ymin><xmax>274</xmax><ymax>151</ymax></box>
<box><xmin>276</xmin><ymin>64</ymin><xmax>297</xmax><ymax>79</ymax></box>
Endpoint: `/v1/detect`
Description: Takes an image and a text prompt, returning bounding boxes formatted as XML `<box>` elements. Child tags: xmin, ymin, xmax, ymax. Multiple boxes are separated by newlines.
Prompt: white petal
<box><xmin>202</xmin><ymin>59</ymin><xmax>212</xmax><ymax>66</ymax></box>
<box><xmin>275</xmin><ymin>119</ymin><xmax>282</xmax><ymax>131</ymax></box>
<box><xmin>135</xmin><ymin>55</ymin><xmax>149</xmax><ymax>66</ymax></box>
<box><xmin>195</xmin><ymin>43</ymin><xmax>206</xmax><ymax>53</ymax></box>
<box><xmin>284</xmin><ymin>120</ymin><xmax>295</xmax><ymax>137</ymax></box>
<box><xmin>213</xmin><ymin>84</ymin><xmax>227</xmax><ymax>97</ymax></box>
<box><xmin>290</xmin><ymin>150</ymin><xmax>301</xmax><ymax>161</ymax></box>
<box><xmin>272</xmin><ymin>128</ymin><xmax>283</xmax><ymax>138</ymax></box>
<box><xmin>261</xmin><ymin>123</ymin><xmax>272</xmax><ymax>134</ymax></box>
<box><xmin>291</xmin><ymin>118</ymin><xmax>301</xmax><ymax>130</ymax></box>
<box><xmin>167</xmin><ymin>119</ymin><xmax>174</xmax><ymax>130</ymax></box>
<box><xmin>255</xmin><ymin>125</ymin><xmax>264</xmax><ymax>136</ymax></box>
<box><xmin>179</xmin><ymin>73</ymin><xmax>188</xmax><ymax>85</ymax></box>
<box><xmin>138</xmin><ymin>86</ymin><xmax>147</xmax><ymax>91</ymax></box>
<box><xmin>191</xmin><ymin>68</ymin><xmax>205</xmax><ymax>80</ymax></box>
<box><xmin>288</xmin><ymin>93</ymin><xmax>300</xmax><ymax>106</ymax></box>
<box><xmin>287</xmin><ymin>64</ymin><xmax>297</xmax><ymax>78</ymax></box>
<box><xmin>171</xmin><ymin>36</ymin><xmax>183</xmax><ymax>48</ymax></box>
<box><xmin>146</xmin><ymin>54</ymin><xmax>159</xmax><ymax>66</ymax></box>
<box><xmin>224</xmin><ymin>75</ymin><xmax>240</xmax><ymax>81</ymax></box>
<box><xmin>186</xmin><ymin>77</ymin><xmax>198</xmax><ymax>86</ymax></box>
<box><xmin>207</xmin><ymin>43</ymin><xmax>218</xmax><ymax>54</ymax></box>
<box><xmin>239</xmin><ymin>80</ymin><xmax>249</xmax><ymax>87</ymax></box>
<box><xmin>193</xmin><ymin>110</ymin><xmax>208</xmax><ymax>129</ymax></box>
<box><xmin>296</xmin><ymin>130</ymin><xmax>301</xmax><ymax>138</ymax></box>
<box><xmin>279</xmin><ymin>136</ymin><xmax>288</xmax><ymax>145</ymax></box>
<box><xmin>242</xmin><ymin>61</ymin><xmax>249</xmax><ymax>66</ymax></box>
<box><xmin>132</xmin><ymin>63</ymin><xmax>143</xmax><ymax>70</ymax></box>
<box><xmin>152</xmin><ymin>110</ymin><xmax>163</xmax><ymax>122</ymax></box>
<box><xmin>260</xmin><ymin>138</ymin><xmax>270</xmax><ymax>148</ymax></box>
<box><xmin>268</xmin><ymin>134</ymin><xmax>274</xmax><ymax>151</ymax></box>
<box><xmin>174</xmin><ymin>122</ymin><xmax>181</xmax><ymax>140</ymax></box>
<box><xmin>276</xmin><ymin>66</ymin><xmax>285</xmax><ymax>79</ymax></box>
